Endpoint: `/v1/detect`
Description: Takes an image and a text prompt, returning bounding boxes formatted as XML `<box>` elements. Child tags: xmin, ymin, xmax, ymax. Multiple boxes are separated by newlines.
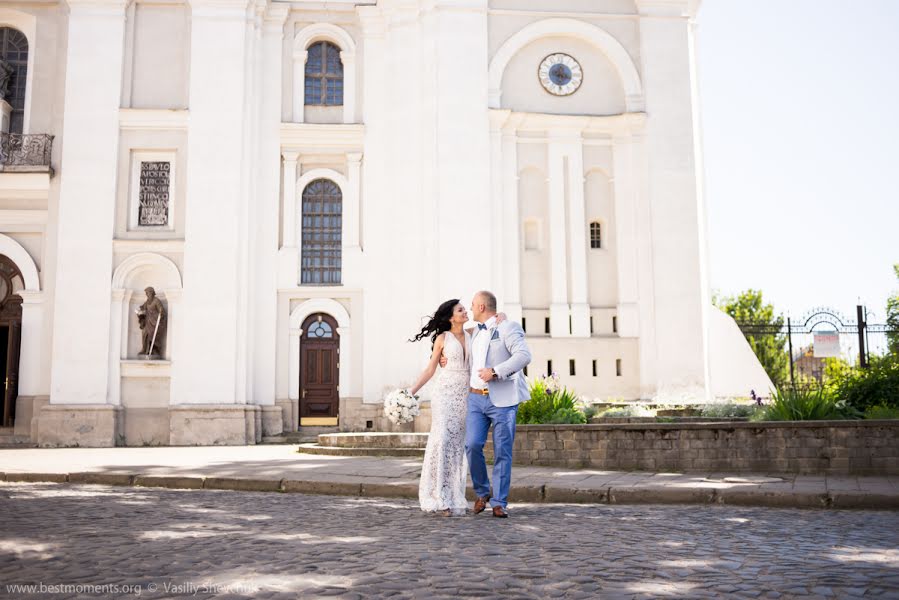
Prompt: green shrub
<box><xmin>597</xmin><ymin>405</ymin><xmax>656</xmax><ymax>418</ymax></box>
<box><xmin>699</xmin><ymin>403</ymin><xmax>760</xmax><ymax>419</ymax></box>
<box><xmin>864</xmin><ymin>404</ymin><xmax>899</xmax><ymax>420</ymax></box>
<box><xmin>756</xmin><ymin>387</ymin><xmax>861</xmax><ymax>421</ymax></box>
<box><xmin>825</xmin><ymin>354</ymin><xmax>899</xmax><ymax>412</ymax></box>
<box><xmin>517</xmin><ymin>375</ymin><xmax>586</xmax><ymax>424</ymax></box>
<box><xmin>545</xmin><ymin>407</ymin><xmax>588</xmax><ymax>424</ymax></box>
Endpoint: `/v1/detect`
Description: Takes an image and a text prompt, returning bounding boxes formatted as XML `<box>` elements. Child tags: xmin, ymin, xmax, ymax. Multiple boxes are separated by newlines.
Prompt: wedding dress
<box><xmin>419</xmin><ymin>330</ymin><xmax>470</xmax><ymax>515</ymax></box>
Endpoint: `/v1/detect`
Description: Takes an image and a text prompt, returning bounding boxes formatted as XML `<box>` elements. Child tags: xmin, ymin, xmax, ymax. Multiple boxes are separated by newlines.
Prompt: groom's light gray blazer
<box><xmin>469</xmin><ymin>320</ymin><xmax>533</xmax><ymax>408</ymax></box>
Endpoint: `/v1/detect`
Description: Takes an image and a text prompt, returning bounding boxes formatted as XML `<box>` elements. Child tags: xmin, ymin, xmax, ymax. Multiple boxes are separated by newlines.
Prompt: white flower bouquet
<box><xmin>383</xmin><ymin>389</ymin><xmax>421</xmax><ymax>425</ymax></box>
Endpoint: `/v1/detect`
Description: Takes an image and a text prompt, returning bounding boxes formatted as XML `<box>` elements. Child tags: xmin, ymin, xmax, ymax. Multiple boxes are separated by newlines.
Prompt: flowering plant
<box><xmin>383</xmin><ymin>389</ymin><xmax>421</xmax><ymax>425</ymax></box>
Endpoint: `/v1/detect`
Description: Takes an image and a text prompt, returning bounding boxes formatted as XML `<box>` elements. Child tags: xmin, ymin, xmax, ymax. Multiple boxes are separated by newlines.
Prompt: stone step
<box><xmin>296</xmin><ymin>443</ymin><xmax>425</xmax><ymax>458</ymax></box>
<box><xmin>318</xmin><ymin>432</ymin><xmax>429</xmax><ymax>449</ymax></box>
<box><xmin>262</xmin><ymin>427</ymin><xmax>339</xmax><ymax>445</ymax></box>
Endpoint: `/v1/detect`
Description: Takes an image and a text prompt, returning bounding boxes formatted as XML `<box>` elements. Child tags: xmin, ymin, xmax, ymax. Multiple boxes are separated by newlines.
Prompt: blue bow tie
<box><xmin>478</xmin><ymin>323</ymin><xmax>488</xmax><ymax>330</ymax></box>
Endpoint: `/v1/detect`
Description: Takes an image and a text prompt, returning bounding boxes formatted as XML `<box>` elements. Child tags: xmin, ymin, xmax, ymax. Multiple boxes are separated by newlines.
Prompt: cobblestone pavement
<box><xmin>1</xmin><ymin>483</ymin><xmax>898</xmax><ymax>599</ymax></box>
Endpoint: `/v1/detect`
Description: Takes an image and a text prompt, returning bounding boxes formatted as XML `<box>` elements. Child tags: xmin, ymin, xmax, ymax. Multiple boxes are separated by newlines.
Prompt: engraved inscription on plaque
<box><xmin>138</xmin><ymin>161</ymin><xmax>171</xmax><ymax>227</ymax></box>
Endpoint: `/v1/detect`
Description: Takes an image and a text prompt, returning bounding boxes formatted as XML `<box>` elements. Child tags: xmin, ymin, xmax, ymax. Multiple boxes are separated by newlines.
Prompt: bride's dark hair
<box><xmin>409</xmin><ymin>298</ymin><xmax>460</xmax><ymax>347</ymax></box>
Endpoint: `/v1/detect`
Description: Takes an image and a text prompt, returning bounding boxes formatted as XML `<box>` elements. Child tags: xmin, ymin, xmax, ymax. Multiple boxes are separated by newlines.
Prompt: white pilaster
<box><xmin>16</xmin><ymin>290</ymin><xmax>43</xmax><ymax>397</ymax></box>
<box><xmin>252</xmin><ymin>4</ymin><xmax>289</xmax><ymax>407</ymax></box>
<box><xmin>501</xmin><ymin>118</ymin><xmax>522</xmax><ymax>323</ymax></box>
<box><xmin>340</xmin><ymin>50</ymin><xmax>356</xmax><ymax>124</ymax></box>
<box><xmin>638</xmin><ymin>0</ymin><xmax>710</xmax><ymax>400</ymax></box>
<box><xmin>172</xmin><ymin>0</ymin><xmax>253</xmax><ymax>405</ymax></box>
<box><xmin>292</xmin><ymin>50</ymin><xmax>307</xmax><ymax>123</ymax></box>
<box><xmin>566</xmin><ymin>135</ymin><xmax>590</xmax><ymax>337</ymax></box>
<box><xmin>50</xmin><ymin>0</ymin><xmax>128</xmax><ymax>405</ymax></box>
<box><xmin>612</xmin><ymin>132</ymin><xmax>642</xmax><ymax>338</ymax></box>
<box><xmin>343</xmin><ymin>152</ymin><xmax>363</xmax><ymax>287</ymax></box>
<box><xmin>281</xmin><ymin>151</ymin><xmax>299</xmax><ymax>247</ymax></box>
<box><xmin>488</xmin><ymin>110</ymin><xmax>506</xmax><ymax>299</ymax></box>
<box><xmin>547</xmin><ymin>135</ymin><xmax>570</xmax><ymax>337</ymax></box>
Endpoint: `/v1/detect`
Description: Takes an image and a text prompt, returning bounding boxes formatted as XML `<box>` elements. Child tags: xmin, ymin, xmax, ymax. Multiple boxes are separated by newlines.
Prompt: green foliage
<box><xmin>597</xmin><ymin>405</ymin><xmax>656</xmax><ymax>418</ymax></box>
<box><xmin>698</xmin><ymin>403</ymin><xmax>760</xmax><ymax>419</ymax></box>
<box><xmin>825</xmin><ymin>353</ymin><xmax>899</xmax><ymax>412</ymax></box>
<box><xmin>715</xmin><ymin>289</ymin><xmax>789</xmax><ymax>388</ymax></box>
<box><xmin>864</xmin><ymin>404</ymin><xmax>899</xmax><ymax>420</ymax></box>
<box><xmin>887</xmin><ymin>264</ymin><xmax>899</xmax><ymax>356</ymax></box>
<box><xmin>757</xmin><ymin>387</ymin><xmax>861</xmax><ymax>421</ymax></box>
<box><xmin>517</xmin><ymin>375</ymin><xmax>587</xmax><ymax>424</ymax></box>
<box><xmin>545</xmin><ymin>407</ymin><xmax>588</xmax><ymax>424</ymax></box>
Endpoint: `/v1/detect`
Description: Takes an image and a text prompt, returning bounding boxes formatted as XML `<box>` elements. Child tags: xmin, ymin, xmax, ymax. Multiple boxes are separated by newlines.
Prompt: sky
<box><xmin>695</xmin><ymin>0</ymin><xmax>899</xmax><ymax>327</ymax></box>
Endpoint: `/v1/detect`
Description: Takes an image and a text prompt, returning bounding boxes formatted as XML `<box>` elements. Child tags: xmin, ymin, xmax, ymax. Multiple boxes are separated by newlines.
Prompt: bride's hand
<box><xmin>438</xmin><ymin>354</ymin><xmax>448</xmax><ymax>368</ymax></box>
<box><xmin>496</xmin><ymin>312</ymin><xmax>508</xmax><ymax>324</ymax></box>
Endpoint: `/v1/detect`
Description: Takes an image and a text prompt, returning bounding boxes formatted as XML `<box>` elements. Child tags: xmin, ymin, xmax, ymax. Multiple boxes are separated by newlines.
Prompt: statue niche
<box><xmin>135</xmin><ymin>286</ymin><xmax>167</xmax><ymax>359</ymax></box>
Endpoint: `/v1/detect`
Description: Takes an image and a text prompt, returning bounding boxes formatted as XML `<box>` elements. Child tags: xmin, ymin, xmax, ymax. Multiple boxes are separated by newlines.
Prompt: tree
<box><xmin>887</xmin><ymin>264</ymin><xmax>899</xmax><ymax>356</ymax></box>
<box><xmin>715</xmin><ymin>289</ymin><xmax>790</xmax><ymax>388</ymax></box>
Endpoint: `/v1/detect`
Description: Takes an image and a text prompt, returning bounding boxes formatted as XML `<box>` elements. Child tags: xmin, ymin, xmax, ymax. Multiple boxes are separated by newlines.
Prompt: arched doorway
<box><xmin>300</xmin><ymin>313</ymin><xmax>339</xmax><ymax>426</ymax></box>
<box><xmin>0</xmin><ymin>254</ymin><xmax>23</xmax><ymax>427</ymax></box>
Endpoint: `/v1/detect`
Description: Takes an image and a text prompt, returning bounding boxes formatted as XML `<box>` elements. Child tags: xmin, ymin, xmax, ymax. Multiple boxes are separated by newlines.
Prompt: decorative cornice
<box><xmin>280</xmin><ymin>122</ymin><xmax>365</xmax><ymax>153</ymax></box>
<box><xmin>119</xmin><ymin>108</ymin><xmax>189</xmax><ymax>131</ymax></box>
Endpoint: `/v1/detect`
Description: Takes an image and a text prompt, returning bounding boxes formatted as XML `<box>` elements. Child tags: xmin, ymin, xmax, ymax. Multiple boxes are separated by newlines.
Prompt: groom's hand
<box><xmin>439</xmin><ymin>355</ymin><xmax>448</xmax><ymax>368</ymax></box>
<box><xmin>478</xmin><ymin>368</ymin><xmax>496</xmax><ymax>383</ymax></box>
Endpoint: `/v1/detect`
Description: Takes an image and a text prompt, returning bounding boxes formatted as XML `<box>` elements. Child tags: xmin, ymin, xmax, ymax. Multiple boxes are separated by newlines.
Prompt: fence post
<box><xmin>787</xmin><ymin>317</ymin><xmax>794</xmax><ymax>388</ymax></box>
<box><xmin>856</xmin><ymin>304</ymin><xmax>868</xmax><ymax>368</ymax></box>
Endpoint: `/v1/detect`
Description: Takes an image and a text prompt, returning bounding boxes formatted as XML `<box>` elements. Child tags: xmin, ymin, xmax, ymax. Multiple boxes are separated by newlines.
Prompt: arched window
<box><xmin>0</xmin><ymin>28</ymin><xmax>28</xmax><ymax>134</ymax></box>
<box><xmin>301</xmin><ymin>179</ymin><xmax>342</xmax><ymax>285</ymax></box>
<box><xmin>589</xmin><ymin>221</ymin><xmax>601</xmax><ymax>249</ymax></box>
<box><xmin>304</xmin><ymin>41</ymin><xmax>343</xmax><ymax>106</ymax></box>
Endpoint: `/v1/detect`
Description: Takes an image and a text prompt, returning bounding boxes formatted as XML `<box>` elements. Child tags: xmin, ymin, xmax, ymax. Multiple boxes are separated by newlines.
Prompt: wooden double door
<box><xmin>300</xmin><ymin>313</ymin><xmax>339</xmax><ymax>427</ymax></box>
<box><xmin>0</xmin><ymin>255</ymin><xmax>22</xmax><ymax>428</ymax></box>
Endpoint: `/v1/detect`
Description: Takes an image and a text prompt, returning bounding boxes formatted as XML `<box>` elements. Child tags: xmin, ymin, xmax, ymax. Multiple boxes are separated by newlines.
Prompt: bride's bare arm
<box><xmin>409</xmin><ymin>335</ymin><xmax>445</xmax><ymax>397</ymax></box>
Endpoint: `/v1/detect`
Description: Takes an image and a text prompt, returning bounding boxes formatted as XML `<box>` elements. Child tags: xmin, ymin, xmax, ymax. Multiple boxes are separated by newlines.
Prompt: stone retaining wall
<box><xmin>484</xmin><ymin>421</ymin><xmax>899</xmax><ymax>475</ymax></box>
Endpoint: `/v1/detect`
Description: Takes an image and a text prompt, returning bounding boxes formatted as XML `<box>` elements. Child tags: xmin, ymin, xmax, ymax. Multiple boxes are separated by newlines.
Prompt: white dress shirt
<box><xmin>470</xmin><ymin>315</ymin><xmax>497</xmax><ymax>389</ymax></box>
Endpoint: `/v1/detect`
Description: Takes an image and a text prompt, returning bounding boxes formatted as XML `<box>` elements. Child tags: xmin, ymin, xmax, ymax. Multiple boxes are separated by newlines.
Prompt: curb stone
<box><xmin>68</xmin><ymin>472</ymin><xmax>136</xmax><ymax>486</ymax></box>
<box><xmin>133</xmin><ymin>475</ymin><xmax>205</xmax><ymax>490</ymax></box>
<box><xmin>1</xmin><ymin>472</ymin><xmax>897</xmax><ymax>510</ymax></box>
<box><xmin>203</xmin><ymin>477</ymin><xmax>283</xmax><ymax>492</ymax></box>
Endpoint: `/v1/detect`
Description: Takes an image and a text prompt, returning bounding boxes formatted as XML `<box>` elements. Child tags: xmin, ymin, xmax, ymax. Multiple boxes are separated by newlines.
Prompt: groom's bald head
<box><xmin>471</xmin><ymin>290</ymin><xmax>497</xmax><ymax>322</ymax></box>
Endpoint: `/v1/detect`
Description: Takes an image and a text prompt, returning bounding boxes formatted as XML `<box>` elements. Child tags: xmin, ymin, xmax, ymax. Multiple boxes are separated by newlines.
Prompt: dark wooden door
<box><xmin>0</xmin><ymin>300</ymin><xmax>21</xmax><ymax>428</ymax></box>
<box><xmin>3</xmin><ymin>321</ymin><xmax>19</xmax><ymax>427</ymax></box>
<box><xmin>300</xmin><ymin>314</ymin><xmax>339</xmax><ymax>426</ymax></box>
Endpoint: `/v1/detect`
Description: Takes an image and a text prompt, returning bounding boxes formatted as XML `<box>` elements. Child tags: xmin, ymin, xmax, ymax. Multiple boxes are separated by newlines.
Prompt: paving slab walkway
<box><xmin>1</xmin><ymin>445</ymin><xmax>897</xmax><ymax>509</ymax></box>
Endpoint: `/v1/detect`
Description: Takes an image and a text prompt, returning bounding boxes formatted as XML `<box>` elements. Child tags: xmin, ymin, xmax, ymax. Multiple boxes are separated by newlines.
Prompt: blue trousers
<box><xmin>465</xmin><ymin>393</ymin><xmax>518</xmax><ymax>508</ymax></box>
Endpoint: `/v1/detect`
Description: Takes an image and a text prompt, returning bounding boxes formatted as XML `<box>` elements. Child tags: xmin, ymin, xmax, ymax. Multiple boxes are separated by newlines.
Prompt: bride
<box><xmin>408</xmin><ymin>299</ymin><xmax>504</xmax><ymax>516</ymax></box>
<box><xmin>409</xmin><ymin>299</ymin><xmax>471</xmax><ymax>516</ymax></box>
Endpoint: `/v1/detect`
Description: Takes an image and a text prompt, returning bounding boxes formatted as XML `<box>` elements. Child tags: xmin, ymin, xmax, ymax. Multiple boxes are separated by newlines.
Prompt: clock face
<box><xmin>538</xmin><ymin>53</ymin><xmax>583</xmax><ymax>96</ymax></box>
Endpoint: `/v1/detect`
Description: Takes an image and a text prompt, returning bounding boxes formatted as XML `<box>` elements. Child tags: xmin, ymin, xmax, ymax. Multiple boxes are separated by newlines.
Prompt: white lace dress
<box><xmin>419</xmin><ymin>331</ymin><xmax>470</xmax><ymax>515</ymax></box>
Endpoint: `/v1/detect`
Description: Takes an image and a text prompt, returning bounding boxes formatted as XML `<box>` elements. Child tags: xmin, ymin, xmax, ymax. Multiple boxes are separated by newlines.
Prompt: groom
<box><xmin>445</xmin><ymin>290</ymin><xmax>532</xmax><ymax>518</ymax></box>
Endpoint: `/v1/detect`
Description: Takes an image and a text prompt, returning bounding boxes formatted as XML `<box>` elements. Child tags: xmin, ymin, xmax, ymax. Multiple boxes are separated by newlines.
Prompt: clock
<box><xmin>538</xmin><ymin>53</ymin><xmax>583</xmax><ymax>96</ymax></box>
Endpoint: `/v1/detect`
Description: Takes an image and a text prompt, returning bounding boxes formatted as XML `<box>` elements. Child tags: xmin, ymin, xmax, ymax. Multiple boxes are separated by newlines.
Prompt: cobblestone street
<box><xmin>1</xmin><ymin>482</ymin><xmax>898</xmax><ymax>599</ymax></box>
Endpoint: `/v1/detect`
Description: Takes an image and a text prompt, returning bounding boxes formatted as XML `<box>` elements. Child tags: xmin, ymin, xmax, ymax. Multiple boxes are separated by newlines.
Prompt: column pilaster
<box><xmin>50</xmin><ymin>0</ymin><xmax>129</xmax><ymax>405</ymax></box>
<box><xmin>547</xmin><ymin>134</ymin><xmax>570</xmax><ymax>337</ymax></box>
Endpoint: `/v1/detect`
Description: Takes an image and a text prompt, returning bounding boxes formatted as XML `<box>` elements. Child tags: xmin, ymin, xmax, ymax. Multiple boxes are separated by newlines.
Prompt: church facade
<box><xmin>0</xmin><ymin>0</ymin><xmax>768</xmax><ymax>447</ymax></box>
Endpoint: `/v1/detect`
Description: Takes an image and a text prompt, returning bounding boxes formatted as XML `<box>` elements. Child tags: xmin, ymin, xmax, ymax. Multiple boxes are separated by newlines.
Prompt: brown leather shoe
<box><xmin>473</xmin><ymin>495</ymin><xmax>489</xmax><ymax>514</ymax></box>
<box><xmin>492</xmin><ymin>506</ymin><xmax>509</xmax><ymax>518</ymax></box>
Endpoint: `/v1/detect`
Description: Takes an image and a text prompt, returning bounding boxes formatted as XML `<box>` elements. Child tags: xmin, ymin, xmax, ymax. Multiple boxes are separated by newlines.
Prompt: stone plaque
<box><xmin>138</xmin><ymin>161</ymin><xmax>171</xmax><ymax>227</ymax></box>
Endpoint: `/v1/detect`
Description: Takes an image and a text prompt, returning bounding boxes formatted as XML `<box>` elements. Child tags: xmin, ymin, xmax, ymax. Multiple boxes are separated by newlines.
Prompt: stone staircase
<box><xmin>296</xmin><ymin>432</ymin><xmax>428</xmax><ymax>458</ymax></box>
<box><xmin>0</xmin><ymin>427</ymin><xmax>36</xmax><ymax>448</ymax></box>
<box><xmin>261</xmin><ymin>426</ymin><xmax>338</xmax><ymax>445</ymax></box>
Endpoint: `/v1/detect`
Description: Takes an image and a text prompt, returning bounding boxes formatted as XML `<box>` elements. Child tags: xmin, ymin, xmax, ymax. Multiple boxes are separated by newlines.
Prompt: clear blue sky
<box><xmin>696</xmin><ymin>0</ymin><xmax>899</xmax><ymax>326</ymax></box>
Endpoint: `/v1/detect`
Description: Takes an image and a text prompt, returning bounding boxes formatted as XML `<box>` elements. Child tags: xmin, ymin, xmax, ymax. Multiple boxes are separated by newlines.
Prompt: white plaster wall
<box><xmin>501</xmin><ymin>36</ymin><xmax>625</xmax><ymax>115</ymax></box>
<box><xmin>709</xmin><ymin>307</ymin><xmax>776</xmax><ymax>399</ymax></box>
<box><xmin>584</xmin><ymin>169</ymin><xmax>618</xmax><ymax>306</ymax></box>
<box><xmin>527</xmin><ymin>336</ymin><xmax>640</xmax><ymax>400</ymax></box>
<box><xmin>128</xmin><ymin>2</ymin><xmax>189</xmax><ymax>109</ymax></box>
<box><xmin>518</xmin><ymin>167</ymin><xmax>550</xmax><ymax>309</ymax></box>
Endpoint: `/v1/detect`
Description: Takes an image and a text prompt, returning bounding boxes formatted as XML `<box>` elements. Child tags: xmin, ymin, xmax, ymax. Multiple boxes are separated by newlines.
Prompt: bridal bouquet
<box><xmin>383</xmin><ymin>389</ymin><xmax>421</xmax><ymax>425</ymax></box>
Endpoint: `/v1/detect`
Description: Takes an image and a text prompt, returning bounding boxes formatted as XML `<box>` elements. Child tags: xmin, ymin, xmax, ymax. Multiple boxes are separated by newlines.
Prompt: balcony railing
<box><xmin>0</xmin><ymin>133</ymin><xmax>53</xmax><ymax>173</ymax></box>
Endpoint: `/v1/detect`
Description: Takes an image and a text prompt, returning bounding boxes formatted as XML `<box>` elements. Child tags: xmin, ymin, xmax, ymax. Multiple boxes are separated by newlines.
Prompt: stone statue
<box><xmin>136</xmin><ymin>286</ymin><xmax>166</xmax><ymax>359</ymax></box>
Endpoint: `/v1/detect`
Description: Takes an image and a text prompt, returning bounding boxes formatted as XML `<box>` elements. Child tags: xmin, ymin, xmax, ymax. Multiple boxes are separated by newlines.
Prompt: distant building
<box><xmin>793</xmin><ymin>346</ymin><xmax>826</xmax><ymax>384</ymax></box>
